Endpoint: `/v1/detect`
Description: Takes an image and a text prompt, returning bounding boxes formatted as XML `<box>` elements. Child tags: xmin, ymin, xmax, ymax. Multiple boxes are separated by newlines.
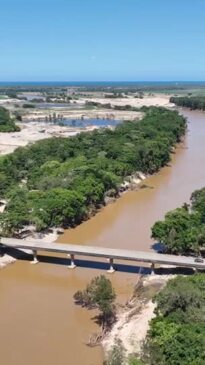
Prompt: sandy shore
<box><xmin>23</xmin><ymin>108</ymin><xmax>142</xmax><ymax>122</ymax></box>
<box><xmin>0</xmin><ymin>113</ymin><xmax>142</xmax><ymax>155</ymax></box>
<box><xmin>86</xmin><ymin>94</ymin><xmax>174</xmax><ymax>109</ymax></box>
<box><xmin>0</xmin><ymin>254</ymin><xmax>16</xmax><ymax>268</ymax></box>
<box><xmin>0</xmin><ymin>229</ymin><xmax>58</xmax><ymax>269</ymax></box>
<box><xmin>0</xmin><ymin>122</ymin><xmax>84</xmax><ymax>155</ymax></box>
<box><xmin>103</xmin><ymin>275</ymin><xmax>173</xmax><ymax>361</ymax></box>
<box><xmin>103</xmin><ymin>300</ymin><xmax>156</xmax><ymax>356</ymax></box>
<box><xmin>0</xmin><ymin>93</ymin><xmax>173</xmax><ymax>155</ymax></box>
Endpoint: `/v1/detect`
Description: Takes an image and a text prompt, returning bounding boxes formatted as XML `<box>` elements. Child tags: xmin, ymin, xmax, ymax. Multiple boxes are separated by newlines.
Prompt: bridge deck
<box><xmin>1</xmin><ymin>237</ymin><xmax>205</xmax><ymax>269</ymax></box>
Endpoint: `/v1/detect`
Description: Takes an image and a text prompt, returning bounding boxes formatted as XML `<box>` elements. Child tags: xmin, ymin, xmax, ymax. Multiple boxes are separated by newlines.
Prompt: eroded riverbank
<box><xmin>102</xmin><ymin>274</ymin><xmax>173</xmax><ymax>359</ymax></box>
<box><xmin>0</xmin><ymin>109</ymin><xmax>205</xmax><ymax>365</ymax></box>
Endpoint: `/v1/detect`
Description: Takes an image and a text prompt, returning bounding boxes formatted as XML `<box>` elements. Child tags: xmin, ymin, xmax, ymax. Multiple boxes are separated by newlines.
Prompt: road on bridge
<box><xmin>1</xmin><ymin>237</ymin><xmax>205</xmax><ymax>271</ymax></box>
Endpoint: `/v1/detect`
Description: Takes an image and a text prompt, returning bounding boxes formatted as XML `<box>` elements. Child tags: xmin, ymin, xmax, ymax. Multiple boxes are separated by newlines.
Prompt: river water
<box><xmin>0</xmin><ymin>109</ymin><xmax>205</xmax><ymax>365</ymax></box>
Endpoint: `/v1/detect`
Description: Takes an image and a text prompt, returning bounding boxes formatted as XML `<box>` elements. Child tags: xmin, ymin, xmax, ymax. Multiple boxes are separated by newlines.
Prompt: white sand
<box><xmin>85</xmin><ymin>94</ymin><xmax>174</xmax><ymax>109</ymax></box>
<box><xmin>26</xmin><ymin>228</ymin><xmax>59</xmax><ymax>243</ymax></box>
<box><xmin>0</xmin><ymin>122</ymin><xmax>81</xmax><ymax>155</ymax></box>
<box><xmin>0</xmin><ymin>228</ymin><xmax>58</xmax><ymax>269</ymax></box>
<box><xmin>0</xmin><ymin>110</ymin><xmax>142</xmax><ymax>155</ymax></box>
<box><xmin>103</xmin><ymin>300</ymin><xmax>156</xmax><ymax>357</ymax></box>
<box><xmin>23</xmin><ymin>109</ymin><xmax>142</xmax><ymax>122</ymax></box>
<box><xmin>0</xmin><ymin>254</ymin><xmax>16</xmax><ymax>268</ymax></box>
<box><xmin>0</xmin><ymin>94</ymin><xmax>172</xmax><ymax>155</ymax></box>
<box><xmin>103</xmin><ymin>275</ymin><xmax>174</xmax><ymax>360</ymax></box>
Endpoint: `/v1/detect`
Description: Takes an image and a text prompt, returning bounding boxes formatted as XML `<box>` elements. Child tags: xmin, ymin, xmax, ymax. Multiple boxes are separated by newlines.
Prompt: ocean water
<box><xmin>1</xmin><ymin>81</ymin><xmax>205</xmax><ymax>88</ymax></box>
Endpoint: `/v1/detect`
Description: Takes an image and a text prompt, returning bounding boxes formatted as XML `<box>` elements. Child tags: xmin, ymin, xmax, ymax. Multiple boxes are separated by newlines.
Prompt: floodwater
<box><xmin>0</xmin><ymin>109</ymin><xmax>205</xmax><ymax>365</ymax></box>
<box><xmin>61</xmin><ymin>118</ymin><xmax>120</xmax><ymax>128</ymax></box>
<box><xmin>37</xmin><ymin>102</ymin><xmax>83</xmax><ymax>109</ymax></box>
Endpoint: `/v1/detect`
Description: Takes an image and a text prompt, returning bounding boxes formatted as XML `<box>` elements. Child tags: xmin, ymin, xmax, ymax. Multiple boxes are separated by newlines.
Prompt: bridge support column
<box><xmin>30</xmin><ymin>250</ymin><xmax>39</xmax><ymax>265</ymax></box>
<box><xmin>107</xmin><ymin>258</ymin><xmax>115</xmax><ymax>273</ymax></box>
<box><xmin>68</xmin><ymin>254</ymin><xmax>76</xmax><ymax>269</ymax></box>
<box><xmin>150</xmin><ymin>263</ymin><xmax>155</xmax><ymax>275</ymax></box>
<box><xmin>0</xmin><ymin>245</ymin><xmax>4</xmax><ymax>257</ymax></box>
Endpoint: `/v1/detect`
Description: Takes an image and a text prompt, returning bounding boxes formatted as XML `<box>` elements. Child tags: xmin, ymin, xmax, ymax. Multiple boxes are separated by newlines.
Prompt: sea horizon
<box><xmin>0</xmin><ymin>80</ymin><xmax>205</xmax><ymax>88</ymax></box>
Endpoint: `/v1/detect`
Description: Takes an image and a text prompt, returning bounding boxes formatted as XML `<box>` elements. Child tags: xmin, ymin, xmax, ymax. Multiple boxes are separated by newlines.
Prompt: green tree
<box><xmin>170</xmin><ymin>96</ymin><xmax>205</xmax><ymax>111</ymax></box>
<box><xmin>191</xmin><ymin>188</ymin><xmax>205</xmax><ymax>223</ymax></box>
<box><xmin>143</xmin><ymin>275</ymin><xmax>205</xmax><ymax>365</ymax></box>
<box><xmin>0</xmin><ymin>108</ymin><xmax>187</xmax><ymax>234</ymax></box>
<box><xmin>0</xmin><ymin>106</ymin><xmax>20</xmax><ymax>132</ymax></box>
<box><xmin>74</xmin><ymin>275</ymin><xmax>116</xmax><ymax>329</ymax></box>
<box><xmin>151</xmin><ymin>207</ymin><xmax>204</xmax><ymax>254</ymax></box>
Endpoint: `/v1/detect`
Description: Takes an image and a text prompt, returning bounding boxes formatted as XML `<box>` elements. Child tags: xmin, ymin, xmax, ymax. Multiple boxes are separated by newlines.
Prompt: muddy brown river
<box><xmin>0</xmin><ymin>109</ymin><xmax>205</xmax><ymax>365</ymax></box>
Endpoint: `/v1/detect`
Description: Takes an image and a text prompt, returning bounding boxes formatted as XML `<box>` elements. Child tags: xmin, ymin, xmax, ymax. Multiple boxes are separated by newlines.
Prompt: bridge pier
<box><xmin>2</xmin><ymin>237</ymin><xmax>205</xmax><ymax>273</ymax></box>
<box><xmin>150</xmin><ymin>263</ymin><xmax>155</xmax><ymax>275</ymax></box>
<box><xmin>68</xmin><ymin>254</ymin><xmax>76</xmax><ymax>269</ymax></box>
<box><xmin>30</xmin><ymin>250</ymin><xmax>39</xmax><ymax>265</ymax></box>
<box><xmin>107</xmin><ymin>258</ymin><xmax>115</xmax><ymax>273</ymax></box>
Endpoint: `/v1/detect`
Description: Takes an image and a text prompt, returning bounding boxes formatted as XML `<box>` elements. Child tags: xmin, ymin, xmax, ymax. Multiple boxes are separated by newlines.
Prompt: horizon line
<box><xmin>1</xmin><ymin>80</ymin><xmax>205</xmax><ymax>84</ymax></box>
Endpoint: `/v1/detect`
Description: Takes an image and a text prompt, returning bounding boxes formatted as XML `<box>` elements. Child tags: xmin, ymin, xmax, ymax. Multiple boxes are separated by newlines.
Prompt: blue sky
<box><xmin>0</xmin><ymin>0</ymin><xmax>205</xmax><ymax>81</ymax></box>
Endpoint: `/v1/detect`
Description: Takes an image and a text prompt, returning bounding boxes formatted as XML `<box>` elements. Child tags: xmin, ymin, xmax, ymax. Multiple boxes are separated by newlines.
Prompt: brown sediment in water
<box><xmin>0</xmin><ymin>109</ymin><xmax>205</xmax><ymax>365</ymax></box>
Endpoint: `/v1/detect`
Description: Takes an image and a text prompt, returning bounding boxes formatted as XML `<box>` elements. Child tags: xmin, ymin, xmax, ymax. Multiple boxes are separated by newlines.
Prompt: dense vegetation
<box><xmin>0</xmin><ymin>108</ymin><xmax>186</xmax><ymax>235</ymax></box>
<box><xmin>142</xmin><ymin>274</ymin><xmax>205</xmax><ymax>365</ymax></box>
<box><xmin>0</xmin><ymin>107</ymin><xmax>20</xmax><ymax>132</ymax></box>
<box><xmin>85</xmin><ymin>100</ymin><xmax>144</xmax><ymax>112</ymax></box>
<box><xmin>152</xmin><ymin>188</ymin><xmax>205</xmax><ymax>255</ymax></box>
<box><xmin>170</xmin><ymin>95</ymin><xmax>205</xmax><ymax>110</ymax></box>
<box><xmin>106</xmin><ymin>275</ymin><xmax>205</xmax><ymax>365</ymax></box>
<box><xmin>22</xmin><ymin>103</ymin><xmax>36</xmax><ymax>108</ymax></box>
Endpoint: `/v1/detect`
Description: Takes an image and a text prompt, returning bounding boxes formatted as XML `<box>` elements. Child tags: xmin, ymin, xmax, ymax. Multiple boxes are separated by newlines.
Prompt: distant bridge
<box><xmin>1</xmin><ymin>237</ymin><xmax>205</xmax><ymax>273</ymax></box>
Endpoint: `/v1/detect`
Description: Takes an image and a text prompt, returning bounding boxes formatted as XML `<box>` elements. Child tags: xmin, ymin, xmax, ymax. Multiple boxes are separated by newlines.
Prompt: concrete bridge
<box><xmin>1</xmin><ymin>237</ymin><xmax>205</xmax><ymax>273</ymax></box>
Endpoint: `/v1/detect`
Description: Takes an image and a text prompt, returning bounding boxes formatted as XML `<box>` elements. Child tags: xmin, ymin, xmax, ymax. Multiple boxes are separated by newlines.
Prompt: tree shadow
<box><xmin>151</xmin><ymin>242</ymin><xmax>166</xmax><ymax>253</ymax></box>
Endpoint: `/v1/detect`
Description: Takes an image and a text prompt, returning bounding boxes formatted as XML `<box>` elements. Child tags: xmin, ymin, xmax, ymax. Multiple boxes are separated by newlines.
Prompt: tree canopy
<box><xmin>0</xmin><ymin>106</ymin><xmax>20</xmax><ymax>132</ymax></box>
<box><xmin>0</xmin><ymin>108</ymin><xmax>186</xmax><ymax>235</ymax></box>
<box><xmin>152</xmin><ymin>187</ymin><xmax>205</xmax><ymax>255</ymax></box>
<box><xmin>170</xmin><ymin>96</ymin><xmax>205</xmax><ymax>111</ymax></box>
<box><xmin>74</xmin><ymin>275</ymin><xmax>116</xmax><ymax>329</ymax></box>
<box><xmin>143</xmin><ymin>274</ymin><xmax>205</xmax><ymax>365</ymax></box>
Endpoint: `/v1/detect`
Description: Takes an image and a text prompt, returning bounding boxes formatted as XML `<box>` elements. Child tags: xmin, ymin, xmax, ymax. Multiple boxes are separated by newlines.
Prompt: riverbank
<box><xmin>0</xmin><ymin>229</ymin><xmax>58</xmax><ymax>268</ymax></box>
<box><xmin>22</xmin><ymin>108</ymin><xmax>142</xmax><ymax>123</ymax></box>
<box><xmin>0</xmin><ymin>109</ymin><xmax>204</xmax><ymax>365</ymax></box>
<box><xmin>0</xmin><ymin>253</ymin><xmax>16</xmax><ymax>268</ymax></box>
<box><xmin>82</xmin><ymin>93</ymin><xmax>173</xmax><ymax>109</ymax></box>
<box><xmin>0</xmin><ymin>93</ymin><xmax>174</xmax><ymax>155</ymax></box>
<box><xmin>0</xmin><ymin>113</ymin><xmax>143</xmax><ymax>155</ymax></box>
<box><xmin>103</xmin><ymin>274</ymin><xmax>174</xmax><ymax>362</ymax></box>
<box><xmin>0</xmin><ymin>172</ymin><xmax>147</xmax><ymax>269</ymax></box>
<box><xmin>0</xmin><ymin>108</ymin><xmax>186</xmax><ymax>270</ymax></box>
<box><xmin>0</xmin><ymin>121</ymin><xmax>90</xmax><ymax>155</ymax></box>
<box><xmin>0</xmin><ymin>108</ymin><xmax>185</xmax><ymax>244</ymax></box>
